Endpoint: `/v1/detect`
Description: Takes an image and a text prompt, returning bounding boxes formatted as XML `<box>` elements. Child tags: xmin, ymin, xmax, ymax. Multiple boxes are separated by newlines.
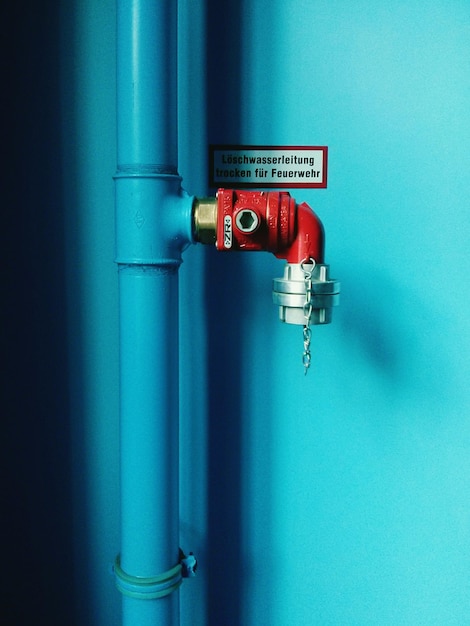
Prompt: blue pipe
<box><xmin>115</xmin><ymin>1</ymin><xmax>193</xmax><ymax>624</ymax></box>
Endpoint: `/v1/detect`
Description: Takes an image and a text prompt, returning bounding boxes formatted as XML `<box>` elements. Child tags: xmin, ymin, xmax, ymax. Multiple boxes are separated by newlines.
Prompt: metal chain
<box><xmin>301</xmin><ymin>258</ymin><xmax>316</xmax><ymax>375</ymax></box>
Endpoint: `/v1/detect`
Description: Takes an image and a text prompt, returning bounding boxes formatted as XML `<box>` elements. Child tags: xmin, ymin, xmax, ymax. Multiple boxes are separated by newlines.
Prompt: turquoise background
<box><xmin>3</xmin><ymin>1</ymin><xmax>470</xmax><ymax>624</ymax></box>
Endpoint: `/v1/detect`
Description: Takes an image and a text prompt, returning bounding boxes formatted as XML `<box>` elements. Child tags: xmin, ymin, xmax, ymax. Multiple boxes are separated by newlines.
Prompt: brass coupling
<box><xmin>193</xmin><ymin>197</ymin><xmax>217</xmax><ymax>244</ymax></box>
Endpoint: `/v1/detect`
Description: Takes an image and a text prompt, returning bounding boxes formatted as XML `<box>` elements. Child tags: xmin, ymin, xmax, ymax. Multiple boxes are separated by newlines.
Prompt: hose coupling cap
<box><xmin>272</xmin><ymin>262</ymin><xmax>340</xmax><ymax>325</ymax></box>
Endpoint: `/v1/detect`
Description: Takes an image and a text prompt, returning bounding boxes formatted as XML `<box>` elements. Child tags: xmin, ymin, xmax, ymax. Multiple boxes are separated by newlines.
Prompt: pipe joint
<box><xmin>193</xmin><ymin>196</ymin><xmax>217</xmax><ymax>245</ymax></box>
<box><xmin>115</xmin><ymin>170</ymin><xmax>194</xmax><ymax>266</ymax></box>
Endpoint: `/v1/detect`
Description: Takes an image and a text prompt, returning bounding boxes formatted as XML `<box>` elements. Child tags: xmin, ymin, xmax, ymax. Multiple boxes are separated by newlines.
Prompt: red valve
<box><xmin>215</xmin><ymin>188</ymin><xmax>324</xmax><ymax>264</ymax></box>
<box><xmin>216</xmin><ymin>188</ymin><xmax>295</xmax><ymax>253</ymax></box>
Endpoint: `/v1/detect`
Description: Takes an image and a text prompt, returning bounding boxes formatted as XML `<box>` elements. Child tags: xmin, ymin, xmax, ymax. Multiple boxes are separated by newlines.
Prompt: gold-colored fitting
<box><xmin>193</xmin><ymin>197</ymin><xmax>217</xmax><ymax>244</ymax></box>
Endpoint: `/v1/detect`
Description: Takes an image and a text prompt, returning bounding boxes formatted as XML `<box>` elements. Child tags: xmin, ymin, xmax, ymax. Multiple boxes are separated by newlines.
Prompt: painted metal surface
<box><xmin>118</xmin><ymin>265</ymin><xmax>181</xmax><ymax>624</ymax></box>
<box><xmin>116</xmin><ymin>0</ymin><xmax>192</xmax><ymax>624</ymax></box>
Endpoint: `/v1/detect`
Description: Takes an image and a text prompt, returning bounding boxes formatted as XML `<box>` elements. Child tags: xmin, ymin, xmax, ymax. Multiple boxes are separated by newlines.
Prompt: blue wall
<box><xmin>3</xmin><ymin>1</ymin><xmax>470</xmax><ymax>624</ymax></box>
<box><xmin>182</xmin><ymin>1</ymin><xmax>470</xmax><ymax>624</ymax></box>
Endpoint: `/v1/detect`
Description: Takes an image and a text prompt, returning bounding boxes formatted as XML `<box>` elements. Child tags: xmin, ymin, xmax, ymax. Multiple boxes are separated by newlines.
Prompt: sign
<box><xmin>209</xmin><ymin>145</ymin><xmax>327</xmax><ymax>189</ymax></box>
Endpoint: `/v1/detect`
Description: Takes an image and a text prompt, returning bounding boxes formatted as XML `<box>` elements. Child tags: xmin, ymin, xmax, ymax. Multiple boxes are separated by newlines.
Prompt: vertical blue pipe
<box><xmin>116</xmin><ymin>1</ymin><xmax>193</xmax><ymax>624</ymax></box>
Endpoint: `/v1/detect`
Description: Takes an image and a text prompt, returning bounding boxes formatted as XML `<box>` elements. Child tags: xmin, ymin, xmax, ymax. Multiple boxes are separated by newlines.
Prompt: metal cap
<box><xmin>272</xmin><ymin>263</ymin><xmax>340</xmax><ymax>325</ymax></box>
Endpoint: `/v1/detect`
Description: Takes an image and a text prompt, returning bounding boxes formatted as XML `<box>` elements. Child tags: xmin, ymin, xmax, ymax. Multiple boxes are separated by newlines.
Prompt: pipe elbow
<box><xmin>276</xmin><ymin>202</ymin><xmax>325</xmax><ymax>264</ymax></box>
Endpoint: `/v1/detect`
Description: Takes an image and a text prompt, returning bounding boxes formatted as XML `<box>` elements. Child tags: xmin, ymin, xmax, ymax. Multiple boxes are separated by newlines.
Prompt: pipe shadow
<box><xmin>204</xmin><ymin>1</ymin><xmax>246</xmax><ymax>623</ymax></box>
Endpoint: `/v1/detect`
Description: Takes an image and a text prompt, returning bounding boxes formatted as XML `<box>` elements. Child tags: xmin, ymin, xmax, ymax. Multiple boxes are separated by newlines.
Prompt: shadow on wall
<box><xmin>1</xmin><ymin>4</ymin><xmax>76</xmax><ymax>625</ymax></box>
<box><xmin>204</xmin><ymin>1</ymin><xmax>247</xmax><ymax>624</ymax></box>
<box><xmin>335</xmin><ymin>263</ymin><xmax>454</xmax><ymax>406</ymax></box>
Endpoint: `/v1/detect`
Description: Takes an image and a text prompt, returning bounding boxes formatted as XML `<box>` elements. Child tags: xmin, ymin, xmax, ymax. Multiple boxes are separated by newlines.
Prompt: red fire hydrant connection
<box><xmin>193</xmin><ymin>188</ymin><xmax>339</xmax><ymax>327</ymax></box>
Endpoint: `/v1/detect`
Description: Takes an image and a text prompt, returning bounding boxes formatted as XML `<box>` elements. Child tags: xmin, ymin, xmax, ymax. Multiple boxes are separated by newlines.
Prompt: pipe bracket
<box><xmin>114</xmin><ymin>555</ymin><xmax>183</xmax><ymax>600</ymax></box>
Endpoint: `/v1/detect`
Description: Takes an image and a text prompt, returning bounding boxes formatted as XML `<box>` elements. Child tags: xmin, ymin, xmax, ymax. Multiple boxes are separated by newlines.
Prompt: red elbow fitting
<box><xmin>277</xmin><ymin>201</ymin><xmax>324</xmax><ymax>264</ymax></box>
<box><xmin>215</xmin><ymin>188</ymin><xmax>324</xmax><ymax>264</ymax></box>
